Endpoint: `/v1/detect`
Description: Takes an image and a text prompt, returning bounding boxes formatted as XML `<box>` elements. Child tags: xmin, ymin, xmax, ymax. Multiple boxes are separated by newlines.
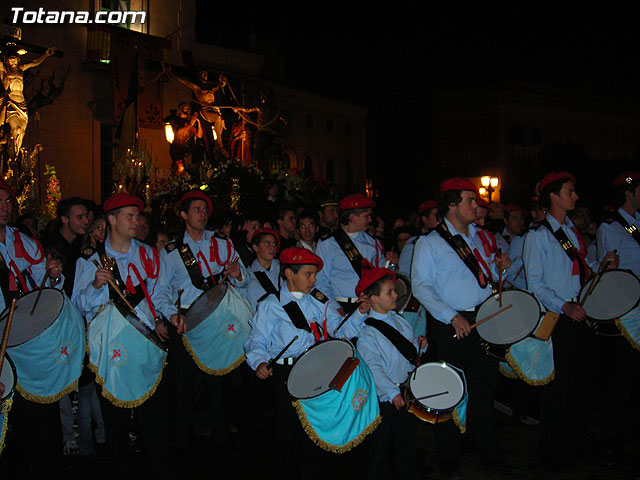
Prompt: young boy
<box><xmin>356</xmin><ymin>267</ymin><xmax>427</xmax><ymax>480</ymax></box>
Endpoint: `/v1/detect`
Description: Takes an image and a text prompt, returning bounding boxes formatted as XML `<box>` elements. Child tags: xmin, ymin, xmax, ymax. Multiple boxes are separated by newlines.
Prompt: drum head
<box><xmin>0</xmin><ymin>289</ymin><xmax>64</xmax><ymax>347</ymax></box>
<box><xmin>287</xmin><ymin>339</ymin><xmax>354</xmax><ymax>399</ymax></box>
<box><xmin>394</xmin><ymin>274</ymin><xmax>412</xmax><ymax>313</ymax></box>
<box><xmin>409</xmin><ymin>362</ymin><xmax>464</xmax><ymax>410</ymax></box>
<box><xmin>579</xmin><ymin>269</ymin><xmax>640</xmax><ymax>321</ymax></box>
<box><xmin>476</xmin><ymin>289</ymin><xmax>541</xmax><ymax>345</ymax></box>
<box><xmin>185</xmin><ymin>283</ymin><xmax>228</xmax><ymax>331</ymax></box>
<box><xmin>1</xmin><ymin>353</ymin><xmax>16</xmax><ymax>402</ymax></box>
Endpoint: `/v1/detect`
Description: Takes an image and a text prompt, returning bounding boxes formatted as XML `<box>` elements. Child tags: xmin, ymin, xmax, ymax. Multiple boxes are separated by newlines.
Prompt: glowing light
<box><xmin>479</xmin><ymin>187</ymin><xmax>487</xmax><ymax>196</ymax></box>
<box><xmin>490</xmin><ymin>177</ymin><xmax>499</xmax><ymax>188</ymax></box>
<box><xmin>481</xmin><ymin>176</ymin><xmax>490</xmax><ymax>187</ymax></box>
<box><xmin>164</xmin><ymin>123</ymin><xmax>174</xmax><ymax>143</ymax></box>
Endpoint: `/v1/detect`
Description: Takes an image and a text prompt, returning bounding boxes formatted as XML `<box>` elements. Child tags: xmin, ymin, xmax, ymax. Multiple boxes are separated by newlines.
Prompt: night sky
<box><xmin>196</xmin><ymin>4</ymin><xmax>640</xmax><ymax>213</ymax></box>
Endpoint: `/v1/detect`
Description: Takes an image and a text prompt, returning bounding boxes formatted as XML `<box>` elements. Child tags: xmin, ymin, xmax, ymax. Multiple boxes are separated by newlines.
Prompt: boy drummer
<box><xmin>244</xmin><ymin>247</ymin><xmax>368</xmax><ymax>478</ymax></box>
<box><xmin>355</xmin><ymin>267</ymin><xmax>427</xmax><ymax>480</ymax></box>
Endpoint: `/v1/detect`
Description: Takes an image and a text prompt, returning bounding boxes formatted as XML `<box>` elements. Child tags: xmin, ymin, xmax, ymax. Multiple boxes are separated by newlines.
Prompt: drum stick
<box><xmin>332</xmin><ymin>306</ymin><xmax>359</xmax><ymax>336</ymax></box>
<box><xmin>29</xmin><ymin>269</ymin><xmax>51</xmax><ymax>315</ymax></box>
<box><xmin>453</xmin><ymin>304</ymin><xmax>513</xmax><ymax>338</ymax></box>
<box><xmin>91</xmin><ymin>259</ymin><xmax>137</xmax><ymax>315</ymax></box>
<box><xmin>497</xmin><ymin>248</ymin><xmax>503</xmax><ymax>308</ymax></box>
<box><xmin>0</xmin><ymin>298</ymin><xmax>17</xmax><ymax>377</ymax></box>
<box><xmin>580</xmin><ymin>250</ymin><xmax>617</xmax><ymax>307</ymax></box>
<box><xmin>268</xmin><ymin>335</ymin><xmax>299</xmax><ymax>368</ymax></box>
<box><xmin>176</xmin><ymin>289</ymin><xmax>184</xmax><ymax>313</ymax></box>
<box><xmin>205</xmin><ymin>257</ymin><xmax>239</xmax><ymax>307</ymax></box>
<box><xmin>408</xmin><ymin>391</ymin><xmax>449</xmax><ymax>403</ymax></box>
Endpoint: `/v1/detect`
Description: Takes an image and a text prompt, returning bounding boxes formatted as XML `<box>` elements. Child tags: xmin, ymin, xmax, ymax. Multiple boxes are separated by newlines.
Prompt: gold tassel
<box><xmin>452</xmin><ymin>409</ymin><xmax>466</xmax><ymax>434</ymax></box>
<box><xmin>86</xmin><ymin>336</ymin><xmax>167</xmax><ymax>408</ymax></box>
<box><xmin>615</xmin><ymin>318</ymin><xmax>640</xmax><ymax>352</ymax></box>
<box><xmin>181</xmin><ymin>335</ymin><xmax>245</xmax><ymax>376</ymax></box>
<box><xmin>499</xmin><ymin>363</ymin><xmax>518</xmax><ymax>379</ymax></box>
<box><xmin>505</xmin><ymin>349</ymin><xmax>555</xmax><ymax>386</ymax></box>
<box><xmin>291</xmin><ymin>399</ymin><xmax>381</xmax><ymax>453</ymax></box>
<box><xmin>0</xmin><ymin>398</ymin><xmax>13</xmax><ymax>456</ymax></box>
<box><xmin>16</xmin><ymin>379</ymin><xmax>79</xmax><ymax>404</ymax></box>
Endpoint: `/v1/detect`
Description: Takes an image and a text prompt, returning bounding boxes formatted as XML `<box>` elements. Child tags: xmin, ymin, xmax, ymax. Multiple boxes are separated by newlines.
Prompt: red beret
<box><xmin>180</xmin><ymin>190</ymin><xmax>213</xmax><ymax>218</ymax></box>
<box><xmin>613</xmin><ymin>171</ymin><xmax>640</xmax><ymax>187</ymax></box>
<box><xmin>338</xmin><ymin>193</ymin><xmax>375</xmax><ymax>212</ymax></box>
<box><xmin>440</xmin><ymin>177</ymin><xmax>478</xmax><ymax>194</ymax></box>
<box><xmin>279</xmin><ymin>247</ymin><xmax>323</xmax><ymax>271</ymax></box>
<box><xmin>418</xmin><ymin>200</ymin><xmax>437</xmax><ymax>214</ymax></box>
<box><xmin>538</xmin><ymin>172</ymin><xmax>576</xmax><ymax>193</ymax></box>
<box><xmin>0</xmin><ymin>179</ymin><xmax>16</xmax><ymax>202</ymax></box>
<box><xmin>476</xmin><ymin>197</ymin><xmax>489</xmax><ymax>209</ymax></box>
<box><xmin>504</xmin><ymin>204</ymin><xmax>524</xmax><ymax>213</ymax></box>
<box><xmin>103</xmin><ymin>193</ymin><xmax>144</xmax><ymax>214</ymax></box>
<box><xmin>355</xmin><ymin>267</ymin><xmax>396</xmax><ymax>297</ymax></box>
<box><xmin>251</xmin><ymin>227</ymin><xmax>281</xmax><ymax>251</ymax></box>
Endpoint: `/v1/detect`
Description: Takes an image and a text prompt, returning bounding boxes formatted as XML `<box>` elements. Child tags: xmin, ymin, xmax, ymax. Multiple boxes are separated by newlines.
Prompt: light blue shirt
<box><xmin>398</xmin><ymin>236</ymin><xmax>418</xmax><ymax>276</ymax></box>
<box><xmin>241</xmin><ymin>258</ymin><xmax>281</xmax><ymax>313</ymax></box>
<box><xmin>597</xmin><ymin>208</ymin><xmax>640</xmax><ymax>277</ymax></box>
<box><xmin>411</xmin><ymin>218</ymin><xmax>498</xmax><ymax>324</ymax></box>
<box><xmin>523</xmin><ymin>213</ymin><xmax>598</xmax><ymax>314</ymax></box>
<box><xmin>315</xmin><ymin>229</ymin><xmax>384</xmax><ymax>305</ymax></box>
<box><xmin>72</xmin><ymin>237</ymin><xmax>159</xmax><ymax>329</ymax></box>
<box><xmin>243</xmin><ymin>283</ymin><xmax>366</xmax><ymax>370</ymax></box>
<box><xmin>495</xmin><ymin>228</ymin><xmax>511</xmax><ymax>255</ymax></box>
<box><xmin>0</xmin><ymin>225</ymin><xmax>64</xmax><ymax>292</ymax></box>
<box><xmin>357</xmin><ymin>309</ymin><xmax>422</xmax><ymax>403</ymax></box>
<box><xmin>153</xmin><ymin>231</ymin><xmax>247</xmax><ymax>319</ymax></box>
<box><xmin>507</xmin><ymin>234</ymin><xmax>527</xmax><ymax>290</ymax></box>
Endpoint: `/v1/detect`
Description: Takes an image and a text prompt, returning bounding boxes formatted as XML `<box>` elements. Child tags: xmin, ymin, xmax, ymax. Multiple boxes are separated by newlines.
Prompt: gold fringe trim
<box><xmin>86</xmin><ymin>336</ymin><xmax>167</xmax><ymax>408</ymax></box>
<box><xmin>615</xmin><ymin>318</ymin><xmax>640</xmax><ymax>352</ymax></box>
<box><xmin>292</xmin><ymin>399</ymin><xmax>381</xmax><ymax>453</ymax></box>
<box><xmin>16</xmin><ymin>379</ymin><xmax>78</xmax><ymax>404</ymax></box>
<box><xmin>0</xmin><ymin>398</ymin><xmax>12</xmax><ymax>457</ymax></box>
<box><xmin>505</xmin><ymin>349</ymin><xmax>555</xmax><ymax>387</ymax></box>
<box><xmin>452</xmin><ymin>408</ymin><xmax>466</xmax><ymax>434</ymax></box>
<box><xmin>181</xmin><ymin>335</ymin><xmax>245</xmax><ymax>376</ymax></box>
<box><xmin>499</xmin><ymin>363</ymin><xmax>518</xmax><ymax>379</ymax></box>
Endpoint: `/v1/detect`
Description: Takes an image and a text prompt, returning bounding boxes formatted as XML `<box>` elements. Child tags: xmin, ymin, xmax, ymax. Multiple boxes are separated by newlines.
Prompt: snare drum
<box><xmin>476</xmin><ymin>289</ymin><xmax>541</xmax><ymax>360</ymax></box>
<box><xmin>88</xmin><ymin>301</ymin><xmax>167</xmax><ymax>407</ymax></box>
<box><xmin>403</xmin><ymin>362</ymin><xmax>466</xmax><ymax>426</ymax></box>
<box><xmin>0</xmin><ymin>354</ymin><xmax>16</xmax><ymax>455</ymax></box>
<box><xmin>287</xmin><ymin>339</ymin><xmax>381</xmax><ymax>453</ymax></box>
<box><xmin>579</xmin><ymin>269</ymin><xmax>640</xmax><ymax>322</ymax></box>
<box><xmin>0</xmin><ymin>289</ymin><xmax>85</xmax><ymax>403</ymax></box>
<box><xmin>183</xmin><ymin>283</ymin><xmax>252</xmax><ymax>375</ymax></box>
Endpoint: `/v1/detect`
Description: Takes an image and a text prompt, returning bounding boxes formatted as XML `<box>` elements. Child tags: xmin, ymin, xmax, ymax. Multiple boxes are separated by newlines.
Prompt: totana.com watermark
<box><xmin>11</xmin><ymin>7</ymin><xmax>146</xmax><ymax>24</ymax></box>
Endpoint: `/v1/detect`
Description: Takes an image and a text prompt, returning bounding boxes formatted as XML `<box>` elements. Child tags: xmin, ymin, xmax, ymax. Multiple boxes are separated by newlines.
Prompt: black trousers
<box><xmin>367</xmin><ymin>401</ymin><xmax>418</xmax><ymax>480</ymax></box>
<box><xmin>428</xmin><ymin>314</ymin><xmax>499</xmax><ymax>463</ymax></box>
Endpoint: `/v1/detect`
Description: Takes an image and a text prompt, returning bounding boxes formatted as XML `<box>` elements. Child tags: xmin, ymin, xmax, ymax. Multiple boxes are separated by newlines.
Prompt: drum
<box><xmin>579</xmin><ymin>269</ymin><xmax>640</xmax><ymax>321</ymax></box>
<box><xmin>476</xmin><ymin>289</ymin><xmax>541</xmax><ymax>360</ymax></box>
<box><xmin>183</xmin><ymin>283</ymin><xmax>252</xmax><ymax>375</ymax></box>
<box><xmin>394</xmin><ymin>274</ymin><xmax>412</xmax><ymax>312</ymax></box>
<box><xmin>287</xmin><ymin>339</ymin><xmax>381</xmax><ymax>453</ymax></box>
<box><xmin>0</xmin><ymin>354</ymin><xmax>16</xmax><ymax>455</ymax></box>
<box><xmin>0</xmin><ymin>289</ymin><xmax>85</xmax><ymax>403</ymax></box>
<box><xmin>88</xmin><ymin>301</ymin><xmax>167</xmax><ymax>407</ymax></box>
<box><xmin>403</xmin><ymin>362</ymin><xmax>466</xmax><ymax>425</ymax></box>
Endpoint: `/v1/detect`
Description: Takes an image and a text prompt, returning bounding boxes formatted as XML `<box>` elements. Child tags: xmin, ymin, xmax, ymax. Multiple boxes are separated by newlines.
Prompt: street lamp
<box><xmin>481</xmin><ymin>176</ymin><xmax>499</xmax><ymax>203</ymax></box>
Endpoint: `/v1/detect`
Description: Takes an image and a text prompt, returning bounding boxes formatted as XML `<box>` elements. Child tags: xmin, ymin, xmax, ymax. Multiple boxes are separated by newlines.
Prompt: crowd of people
<box><xmin>0</xmin><ymin>169</ymin><xmax>639</xmax><ymax>480</ymax></box>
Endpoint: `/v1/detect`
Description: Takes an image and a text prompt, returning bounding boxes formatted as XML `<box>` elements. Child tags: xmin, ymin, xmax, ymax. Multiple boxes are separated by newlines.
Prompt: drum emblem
<box><xmin>351</xmin><ymin>388</ymin><xmax>369</xmax><ymax>412</ymax></box>
<box><xmin>108</xmin><ymin>344</ymin><xmax>127</xmax><ymax>366</ymax></box>
<box><xmin>55</xmin><ymin>342</ymin><xmax>73</xmax><ymax>364</ymax></box>
<box><xmin>224</xmin><ymin>321</ymin><xmax>241</xmax><ymax>338</ymax></box>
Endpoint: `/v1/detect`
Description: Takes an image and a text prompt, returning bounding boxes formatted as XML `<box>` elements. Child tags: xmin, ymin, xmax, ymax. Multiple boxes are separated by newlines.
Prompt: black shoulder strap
<box><xmin>310</xmin><ymin>288</ymin><xmax>329</xmax><ymax>304</ymax></box>
<box><xmin>332</xmin><ymin>228</ymin><xmax>364</xmax><ymax>278</ymax></box>
<box><xmin>282</xmin><ymin>301</ymin><xmax>312</xmax><ymax>333</ymax></box>
<box><xmin>614</xmin><ymin>211</ymin><xmax>640</xmax><ymax>247</ymax></box>
<box><xmin>364</xmin><ymin>317</ymin><xmax>419</xmax><ymax>366</ymax></box>
<box><xmin>434</xmin><ymin>222</ymin><xmax>486</xmax><ymax>288</ymax></box>
<box><xmin>174</xmin><ymin>237</ymin><xmax>215</xmax><ymax>291</ymax></box>
<box><xmin>540</xmin><ymin>219</ymin><xmax>589</xmax><ymax>285</ymax></box>
<box><xmin>0</xmin><ymin>252</ymin><xmax>18</xmax><ymax>301</ymax></box>
<box><xmin>96</xmin><ymin>242</ymin><xmax>145</xmax><ymax>312</ymax></box>
<box><xmin>254</xmin><ymin>270</ymin><xmax>278</xmax><ymax>297</ymax></box>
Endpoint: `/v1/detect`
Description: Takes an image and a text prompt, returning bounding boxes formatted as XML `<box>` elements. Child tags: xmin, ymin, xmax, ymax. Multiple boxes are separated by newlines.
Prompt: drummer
<box><xmin>241</xmin><ymin>227</ymin><xmax>281</xmax><ymax>313</ymax></box>
<box><xmin>356</xmin><ymin>267</ymin><xmax>426</xmax><ymax>480</ymax></box>
<box><xmin>496</xmin><ymin>204</ymin><xmax>527</xmax><ymax>289</ymax></box>
<box><xmin>244</xmin><ymin>247</ymin><xmax>369</xmax><ymax>478</ymax></box>
<box><xmin>398</xmin><ymin>199</ymin><xmax>439</xmax><ymax>277</ymax></box>
<box><xmin>153</xmin><ymin>190</ymin><xmax>246</xmax><ymax>454</ymax></box>
<box><xmin>523</xmin><ymin>171</ymin><xmax>618</xmax><ymax>472</ymax></box>
<box><xmin>71</xmin><ymin>193</ymin><xmax>172</xmax><ymax>478</ymax></box>
<box><xmin>315</xmin><ymin>193</ymin><xmax>396</xmax><ymax>315</ymax></box>
<box><xmin>0</xmin><ymin>179</ymin><xmax>65</xmax><ymax>478</ymax></box>
<box><xmin>411</xmin><ymin>177</ymin><xmax>513</xmax><ymax>478</ymax></box>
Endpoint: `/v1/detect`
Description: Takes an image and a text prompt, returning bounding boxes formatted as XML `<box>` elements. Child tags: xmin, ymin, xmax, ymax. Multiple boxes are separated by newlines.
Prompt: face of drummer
<box><xmin>551</xmin><ymin>180</ymin><xmax>578</xmax><ymax>213</ymax></box>
<box><xmin>285</xmin><ymin>265</ymin><xmax>318</xmax><ymax>294</ymax></box>
<box><xmin>181</xmin><ymin>199</ymin><xmax>209</xmax><ymax>232</ymax></box>
<box><xmin>62</xmin><ymin>204</ymin><xmax>90</xmax><ymax>237</ymax></box>
<box><xmin>449</xmin><ymin>190</ymin><xmax>478</xmax><ymax>226</ymax></box>
<box><xmin>348</xmin><ymin>208</ymin><xmax>373</xmax><ymax>232</ymax></box>
<box><xmin>370</xmin><ymin>279</ymin><xmax>398</xmax><ymax>314</ymax></box>
<box><xmin>0</xmin><ymin>189</ymin><xmax>13</xmax><ymax>227</ymax></box>
<box><xmin>252</xmin><ymin>234</ymin><xmax>278</xmax><ymax>263</ymax></box>
<box><xmin>109</xmin><ymin>206</ymin><xmax>140</xmax><ymax>240</ymax></box>
<box><xmin>505</xmin><ymin>210</ymin><xmax>525</xmax><ymax>236</ymax></box>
